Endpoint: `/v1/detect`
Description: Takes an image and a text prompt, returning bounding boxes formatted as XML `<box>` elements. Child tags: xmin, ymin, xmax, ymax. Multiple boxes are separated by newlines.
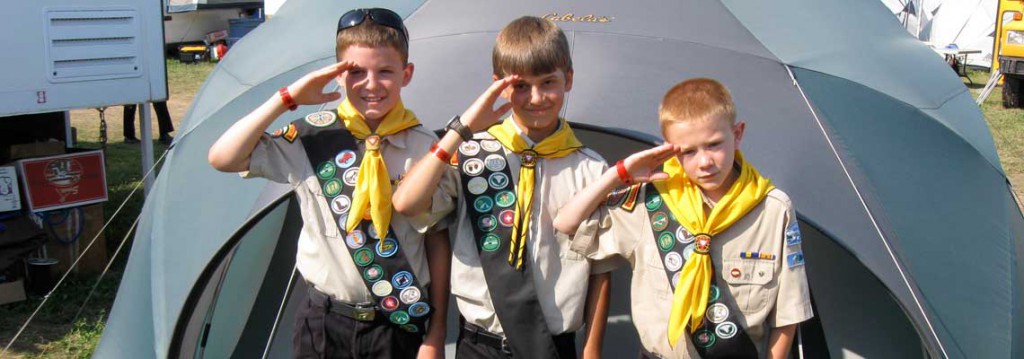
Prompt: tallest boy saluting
<box><xmin>394</xmin><ymin>16</ymin><xmax>613</xmax><ymax>359</ymax></box>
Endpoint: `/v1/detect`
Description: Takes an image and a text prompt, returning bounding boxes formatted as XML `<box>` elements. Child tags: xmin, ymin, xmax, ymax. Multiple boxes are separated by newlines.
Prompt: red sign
<box><xmin>18</xmin><ymin>150</ymin><xmax>107</xmax><ymax>212</ymax></box>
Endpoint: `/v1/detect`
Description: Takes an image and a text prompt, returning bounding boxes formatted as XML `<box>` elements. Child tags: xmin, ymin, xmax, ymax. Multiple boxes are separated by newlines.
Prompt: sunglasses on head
<box><xmin>337</xmin><ymin>8</ymin><xmax>409</xmax><ymax>45</ymax></box>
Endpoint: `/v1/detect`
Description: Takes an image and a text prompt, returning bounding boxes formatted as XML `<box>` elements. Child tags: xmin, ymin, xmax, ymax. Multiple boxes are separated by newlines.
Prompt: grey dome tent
<box><xmin>96</xmin><ymin>0</ymin><xmax>1024</xmax><ymax>358</ymax></box>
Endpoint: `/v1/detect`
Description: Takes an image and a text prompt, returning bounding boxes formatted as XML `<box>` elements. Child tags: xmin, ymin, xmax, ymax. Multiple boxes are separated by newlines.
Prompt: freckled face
<box><xmin>338</xmin><ymin>45</ymin><xmax>413</xmax><ymax>121</ymax></box>
<box><xmin>663</xmin><ymin>116</ymin><xmax>744</xmax><ymax>199</ymax></box>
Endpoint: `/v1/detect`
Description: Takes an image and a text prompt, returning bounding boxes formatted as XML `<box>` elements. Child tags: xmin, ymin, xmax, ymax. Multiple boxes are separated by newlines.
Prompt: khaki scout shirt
<box><xmin>590</xmin><ymin>187</ymin><xmax>813</xmax><ymax>358</ymax></box>
<box><xmin>431</xmin><ymin>127</ymin><xmax>618</xmax><ymax>336</ymax></box>
<box><xmin>244</xmin><ymin>121</ymin><xmax>444</xmax><ymax>304</ymax></box>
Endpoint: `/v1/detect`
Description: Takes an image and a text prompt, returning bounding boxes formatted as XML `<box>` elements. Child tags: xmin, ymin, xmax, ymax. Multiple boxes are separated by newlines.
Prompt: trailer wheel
<box><xmin>1004</xmin><ymin>75</ymin><xmax>1023</xmax><ymax>108</ymax></box>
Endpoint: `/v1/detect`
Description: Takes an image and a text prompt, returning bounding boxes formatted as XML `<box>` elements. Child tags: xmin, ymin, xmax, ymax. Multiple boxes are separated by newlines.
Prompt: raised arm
<box><xmin>552</xmin><ymin>144</ymin><xmax>679</xmax><ymax>235</ymax></box>
<box><xmin>392</xmin><ymin>76</ymin><xmax>516</xmax><ymax>216</ymax></box>
<box><xmin>207</xmin><ymin>61</ymin><xmax>354</xmax><ymax>172</ymax></box>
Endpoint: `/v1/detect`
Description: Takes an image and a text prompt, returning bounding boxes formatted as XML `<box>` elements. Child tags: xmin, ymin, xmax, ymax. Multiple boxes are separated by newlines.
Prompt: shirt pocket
<box><xmin>303</xmin><ymin>177</ymin><xmax>340</xmax><ymax>238</ymax></box>
<box><xmin>720</xmin><ymin>258</ymin><xmax>775</xmax><ymax>314</ymax></box>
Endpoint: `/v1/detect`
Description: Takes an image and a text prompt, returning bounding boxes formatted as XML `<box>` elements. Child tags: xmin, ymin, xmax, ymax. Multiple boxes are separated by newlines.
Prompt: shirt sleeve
<box><xmin>585</xmin><ymin>185</ymin><xmax>647</xmax><ymax>265</ymax></box>
<box><xmin>240</xmin><ymin>131</ymin><xmax>304</xmax><ymax>185</ymax></box>
<box><xmin>769</xmin><ymin>205</ymin><xmax>815</xmax><ymax>327</ymax></box>
<box><xmin>402</xmin><ymin>159</ymin><xmax>460</xmax><ymax>233</ymax></box>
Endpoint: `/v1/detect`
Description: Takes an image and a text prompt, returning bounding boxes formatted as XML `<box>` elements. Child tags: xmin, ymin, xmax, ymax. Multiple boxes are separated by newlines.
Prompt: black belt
<box><xmin>460</xmin><ymin>322</ymin><xmax>575</xmax><ymax>355</ymax></box>
<box><xmin>308</xmin><ymin>287</ymin><xmax>380</xmax><ymax>322</ymax></box>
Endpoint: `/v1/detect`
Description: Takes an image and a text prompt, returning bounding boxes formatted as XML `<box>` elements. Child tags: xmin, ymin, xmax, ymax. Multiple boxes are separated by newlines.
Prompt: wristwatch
<box><xmin>445</xmin><ymin>115</ymin><xmax>473</xmax><ymax>141</ymax></box>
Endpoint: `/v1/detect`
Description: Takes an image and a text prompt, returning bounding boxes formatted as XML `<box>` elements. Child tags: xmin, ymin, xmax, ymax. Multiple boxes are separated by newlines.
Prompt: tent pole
<box><xmin>262</xmin><ymin>266</ymin><xmax>299</xmax><ymax>359</ymax></box>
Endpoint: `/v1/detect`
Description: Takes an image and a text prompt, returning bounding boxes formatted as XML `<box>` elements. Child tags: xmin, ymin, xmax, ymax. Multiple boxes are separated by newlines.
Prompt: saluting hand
<box><xmin>459</xmin><ymin>75</ymin><xmax>519</xmax><ymax>132</ymax></box>
<box><xmin>284</xmin><ymin>61</ymin><xmax>356</xmax><ymax>106</ymax></box>
<box><xmin>622</xmin><ymin>143</ymin><xmax>681</xmax><ymax>183</ymax></box>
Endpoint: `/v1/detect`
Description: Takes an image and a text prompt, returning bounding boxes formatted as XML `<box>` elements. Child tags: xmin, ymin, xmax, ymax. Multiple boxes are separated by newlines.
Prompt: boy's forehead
<box><xmin>509</xmin><ymin>69</ymin><xmax>568</xmax><ymax>80</ymax></box>
<box><xmin>338</xmin><ymin>44</ymin><xmax>405</xmax><ymax>62</ymax></box>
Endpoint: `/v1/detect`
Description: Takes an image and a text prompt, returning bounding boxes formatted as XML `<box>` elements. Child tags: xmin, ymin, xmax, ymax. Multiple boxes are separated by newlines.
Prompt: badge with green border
<box><xmin>323</xmin><ymin>178</ymin><xmax>343</xmax><ymax>197</ymax></box>
<box><xmin>400</xmin><ymin>324</ymin><xmax>419</xmax><ymax>333</ymax></box>
<box><xmin>480</xmin><ymin>234</ymin><xmax>501</xmax><ymax>252</ymax></box>
<box><xmin>693</xmin><ymin>329</ymin><xmax>716</xmax><ymax>348</ymax></box>
<box><xmin>473</xmin><ymin>196</ymin><xmax>494</xmax><ymax>213</ymax></box>
<box><xmin>363</xmin><ymin>264</ymin><xmax>384</xmax><ymax>282</ymax></box>
<box><xmin>494</xmin><ymin>191</ymin><xmax>516</xmax><ymax>208</ymax></box>
<box><xmin>390</xmin><ymin>311</ymin><xmax>410</xmax><ymax>325</ymax></box>
<box><xmin>478</xmin><ymin>215</ymin><xmax>497</xmax><ymax>232</ymax></box>
<box><xmin>657</xmin><ymin>232</ymin><xmax>675</xmax><ymax>252</ymax></box>
<box><xmin>651</xmin><ymin>212</ymin><xmax>669</xmax><ymax>231</ymax></box>
<box><xmin>646</xmin><ymin>194</ymin><xmax>663</xmax><ymax>211</ymax></box>
<box><xmin>353</xmin><ymin>248</ymin><xmax>374</xmax><ymax>266</ymax></box>
<box><xmin>708</xmin><ymin>285</ymin><xmax>720</xmax><ymax>303</ymax></box>
<box><xmin>317</xmin><ymin>161</ymin><xmax>336</xmax><ymax>180</ymax></box>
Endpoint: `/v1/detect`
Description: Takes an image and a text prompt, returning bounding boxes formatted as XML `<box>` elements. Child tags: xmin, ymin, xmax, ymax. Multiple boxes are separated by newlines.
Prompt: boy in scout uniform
<box><xmin>552</xmin><ymin>78</ymin><xmax>813</xmax><ymax>358</ymax></box>
<box><xmin>392</xmin><ymin>16</ymin><xmax>613</xmax><ymax>359</ymax></box>
<box><xmin>208</xmin><ymin>8</ymin><xmax>450</xmax><ymax>358</ymax></box>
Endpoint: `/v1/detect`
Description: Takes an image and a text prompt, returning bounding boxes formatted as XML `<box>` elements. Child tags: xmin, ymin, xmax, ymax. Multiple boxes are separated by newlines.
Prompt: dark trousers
<box><xmin>123</xmin><ymin>101</ymin><xmax>174</xmax><ymax>138</ymax></box>
<box><xmin>455</xmin><ymin>323</ymin><xmax>577</xmax><ymax>359</ymax></box>
<box><xmin>292</xmin><ymin>289</ymin><xmax>423</xmax><ymax>359</ymax></box>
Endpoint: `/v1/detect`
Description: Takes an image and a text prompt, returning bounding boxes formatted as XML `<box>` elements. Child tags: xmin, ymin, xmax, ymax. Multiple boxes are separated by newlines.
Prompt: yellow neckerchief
<box><xmin>653</xmin><ymin>151</ymin><xmax>774</xmax><ymax>346</ymax></box>
<box><xmin>337</xmin><ymin>98</ymin><xmax>421</xmax><ymax>239</ymax></box>
<box><xmin>487</xmin><ymin>117</ymin><xmax>582</xmax><ymax>270</ymax></box>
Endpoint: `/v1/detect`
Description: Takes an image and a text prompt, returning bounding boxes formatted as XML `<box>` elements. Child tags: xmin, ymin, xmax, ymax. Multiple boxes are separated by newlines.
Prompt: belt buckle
<box><xmin>353</xmin><ymin>303</ymin><xmax>376</xmax><ymax>321</ymax></box>
<box><xmin>500</xmin><ymin>337</ymin><xmax>511</xmax><ymax>355</ymax></box>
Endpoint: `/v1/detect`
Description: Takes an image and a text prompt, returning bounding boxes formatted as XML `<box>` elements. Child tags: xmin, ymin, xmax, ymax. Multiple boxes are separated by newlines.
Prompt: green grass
<box><xmin>0</xmin><ymin>61</ymin><xmax>1021</xmax><ymax>358</ymax></box>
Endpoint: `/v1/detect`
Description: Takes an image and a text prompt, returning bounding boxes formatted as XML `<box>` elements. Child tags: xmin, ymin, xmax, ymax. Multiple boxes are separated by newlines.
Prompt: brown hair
<box><xmin>492</xmin><ymin>16</ymin><xmax>572</xmax><ymax>77</ymax></box>
<box><xmin>336</xmin><ymin>19</ymin><xmax>409</xmax><ymax>63</ymax></box>
<box><xmin>659</xmin><ymin>78</ymin><xmax>736</xmax><ymax>132</ymax></box>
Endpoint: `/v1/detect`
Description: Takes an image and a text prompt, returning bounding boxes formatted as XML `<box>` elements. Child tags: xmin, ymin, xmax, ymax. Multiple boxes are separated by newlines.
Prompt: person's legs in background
<box><xmin>123</xmin><ymin>104</ymin><xmax>139</xmax><ymax>144</ymax></box>
<box><xmin>153</xmin><ymin>101</ymin><xmax>175</xmax><ymax>144</ymax></box>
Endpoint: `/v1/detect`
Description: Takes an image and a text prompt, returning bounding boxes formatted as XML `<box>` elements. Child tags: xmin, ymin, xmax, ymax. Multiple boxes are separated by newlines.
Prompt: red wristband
<box><xmin>430</xmin><ymin>143</ymin><xmax>451</xmax><ymax>163</ymax></box>
<box><xmin>616</xmin><ymin>160</ymin><xmax>633</xmax><ymax>185</ymax></box>
<box><xmin>278</xmin><ymin>87</ymin><xmax>298</xmax><ymax>111</ymax></box>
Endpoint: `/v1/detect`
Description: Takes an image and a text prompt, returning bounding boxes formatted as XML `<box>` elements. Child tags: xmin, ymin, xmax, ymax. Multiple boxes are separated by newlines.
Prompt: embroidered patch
<box><xmin>305</xmin><ymin>111</ymin><xmax>337</xmax><ymax>127</ymax></box>
<box><xmin>283</xmin><ymin>123</ymin><xmax>298</xmax><ymax>142</ymax></box>
<box><xmin>664</xmin><ymin>252</ymin><xmax>683</xmax><ymax>271</ymax></box>
<box><xmin>494</xmin><ymin>191</ymin><xmax>516</xmax><ymax>208</ymax></box>
<box><xmin>498</xmin><ymin>210</ymin><xmax>515</xmax><ymax>227</ymax></box>
<box><xmin>449</xmin><ymin>152</ymin><xmax>460</xmax><ymax>167</ymax></box>
<box><xmin>740</xmin><ymin>252</ymin><xmax>776</xmax><ymax>260</ymax></box>
<box><xmin>480</xmin><ymin>140</ymin><xmax>502</xmax><ymax>152</ymax></box>
<box><xmin>705</xmin><ymin>303</ymin><xmax>729</xmax><ymax>324</ymax></box>
<box><xmin>785</xmin><ymin>221</ymin><xmax>802</xmax><ymax>246</ymax></box>
<box><xmin>345</xmin><ymin>230</ymin><xmax>366</xmax><ymax>249</ymax></box>
<box><xmin>467</xmin><ymin>177</ymin><xmax>488</xmax><ymax>195</ymax></box>
<box><xmin>408</xmin><ymin>302</ymin><xmax>431</xmax><ymax>317</ymax></box>
<box><xmin>484</xmin><ymin>154</ymin><xmax>506</xmax><ymax>172</ymax></box>
<box><xmin>400</xmin><ymin>324</ymin><xmax>419</xmax><ymax>333</ymax></box>
<box><xmin>787</xmin><ymin>251</ymin><xmax>806</xmax><ymax>268</ymax></box>
<box><xmin>363</xmin><ymin>264</ymin><xmax>383</xmax><ymax>282</ymax></box>
<box><xmin>682</xmin><ymin>243</ymin><xmax>696</xmax><ymax>262</ymax></box>
<box><xmin>270</xmin><ymin>125</ymin><xmax>287</xmax><ymax>137</ymax></box>
<box><xmin>371</xmin><ymin>280</ymin><xmax>392</xmax><ymax>296</ymax></box>
<box><xmin>488</xmin><ymin>172</ymin><xmax>509</xmax><ymax>190</ymax></box>
<box><xmin>677</xmin><ymin>226</ymin><xmax>694</xmax><ymax>244</ymax></box>
<box><xmin>605</xmin><ymin>185</ymin><xmax>635</xmax><ymax>208</ymax></box>
<box><xmin>473</xmin><ymin>196</ymin><xmax>494</xmax><ymax>213</ymax></box>
<box><xmin>621</xmin><ymin>184</ymin><xmax>641</xmax><ymax>211</ymax></box>
<box><xmin>481</xmin><ymin>233</ymin><xmax>501</xmax><ymax>252</ymax></box>
<box><xmin>463</xmin><ymin>158</ymin><xmax>485</xmax><ymax>176</ymax></box>
<box><xmin>651</xmin><ymin>212</ymin><xmax>669</xmax><ymax>231</ymax></box>
<box><xmin>459</xmin><ymin>141</ymin><xmax>481</xmax><ymax>156</ymax></box>
<box><xmin>645</xmin><ymin>193</ymin><xmax>663</xmax><ymax>211</ymax></box>
<box><xmin>353</xmin><ymin>248</ymin><xmax>374</xmax><ymax>266</ymax></box>
<box><xmin>331</xmin><ymin>195</ymin><xmax>351</xmax><ymax>215</ymax></box>
<box><xmin>391</xmin><ymin>271</ymin><xmax>414</xmax><ymax>289</ymax></box>
<box><xmin>335</xmin><ymin>150</ymin><xmax>358</xmax><ymax>169</ymax></box>
<box><xmin>671</xmin><ymin>271</ymin><xmax>681</xmax><ymax>290</ymax></box>
<box><xmin>716</xmin><ymin>322</ymin><xmax>738</xmax><ymax>339</ymax></box>
<box><xmin>342</xmin><ymin>168</ymin><xmax>360</xmax><ymax>186</ymax></box>
<box><xmin>381</xmin><ymin>296</ymin><xmax>400</xmax><ymax>311</ymax></box>
<box><xmin>657</xmin><ymin>232</ymin><xmax>675</xmax><ymax>252</ymax></box>
<box><xmin>316</xmin><ymin>161</ymin><xmax>336</xmax><ymax>180</ymax></box>
<box><xmin>323</xmin><ymin>179</ymin><xmax>343</xmax><ymax>197</ymax></box>
<box><xmin>693</xmin><ymin>329</ymin><xmax>716</xmax><ymax>348</ymax></box>
<box><xmin>399</xmin><ymin>287</ymin><xmax>421</xmax><ymax>304</ymax></box>
<box><xmin>367</xmin><ymin>224</ymin><xmax>380</xmax><ymax>239</ymax></box>
<box><xmin>390</xmin><ymin>311</ymin><xmax>411</xmax><ymax>324</ymax></box>
<box><xmin>708</xmin><ymin>285</ymin><xmax>720</xmax><ymax>302</ymax></box>
<box><xmin>376</xmin><ymin>238</ymin><xmax>399</xmax><ymax>258</ymax></box>
<box><xmin>478</xmin><ymin>215</ymin><xmax>497</xmax><ymax>232</ymax></box>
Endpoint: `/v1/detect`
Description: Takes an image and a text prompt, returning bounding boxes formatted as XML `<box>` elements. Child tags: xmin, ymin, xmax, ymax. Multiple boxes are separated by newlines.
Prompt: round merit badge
<box><xmin>316</xmin><ymin>161</ymin><xmax>336</xmax><ymax>180</ymax></box>
<box><xmin>651</xmin><ymin>212</ymin><xmax>669</xmax><ymax>231</ymax></box>
<box><xmin>364</xmin><ymin>264</ymin><xmax>384</xmax><ymax>282</ymax></box>
<box><xmin>664</xmin><ymin>252</ymin><xmax>683</xmax><ymax>271</ymax></box>
<box><xmin>484</xmin><ymin>154</ymin><xmax>507</xmax><ymax>172</ymax></box>
<box><xmin>646</xmin><ymin>194</ymin><xmax>663</xmax><ymax>211</ymax></box>
<box><xmin>671</xmin><ymin>271</ymin><xmax>681</xmax><ymax>290</ymax></box>
<box><xmin>473</xmin><ymin>196</ymin><xmax>494</xmax><ymax>213</ymax></box>
<box><xmin>682</xmin><ymin>243</ymin><xmax>696</xmax><ymax>262</ymax></box>
<box><xmin>408</xmin><ymin>302</ymin><xmax>430</xmax><ymax>317</ymax></box>
<box><xmin>677</xmin><ymin>226</ymin><xmax>694</xmax><ymax>244</ymax></box>
<box><xmin>467</xmin><ymin>177</ymin><xmax>488</xmax><ymax>195</ymax></box>
<box><xmin>463</xmin><ymin>158</ymin><xmax>485</xmax><ymax>176</ymax></box>
<box><xmin>494</xmin><ymin>191</ymin><xmax>516</xmax><ymax>208</ymax></box>
<box><xmin>335</xmin><ymin>150</ymin><xmax>358</xmax><ymax>169</ymax></box>
<box><xmin>400</xmin><ymin>324</ymin><xmax>419</xmax><ymax>333</ymax></box>
<box><xmin>498</xmin><ymin>210</ymin><xmax>515</xmax><ymax>227</ymax></box>
<box><xmin>367</xmin><ymin>224</ymin><xmax>380</xmax><ymax>239</ymax></box>
<box><xmin>400</xmin><ymin>287</ymin><xmax>421</xmax><ymax>304</ymax></box>
<box><xmin>693</xmin><ymin>329</ymin><xmax>716</xmax><ymax>348</ymax></box>
<box><xmin>371</xmin><ymin>279</ymin><xmax>393</xmax><ymax>297</ymax></box>
<box><xmin>376</xmin><ymin>238</ymin><xmax>399</xmax><ymax>258</ymax></box>
<box><xmin>346</xmin><ymin>230</ymin><xmax>366</xmax><ymax>249</ymax></box>
<box><xmin>478</xmin><ymin>215</ymin><xmax>497</xmax><ymax>232</ymax></box>
<box><xmin>391</xmin><ymin>271</ymin><xmax>414</xmax><ymax>289</ymax></box>
<box><xmin>716</xmin><ymin>322</ymin><xmax>738</xmax><ymax>339</ymax></box>
<box><xmin>459</xmin><ymin>141</ymin><xmax>481</xmax><ymax>156</ymax></box>
<box><xmin>705</xmin><ymin>303</ymin><xmax>729</xmax><ymax>324</ymax></box>
<box><xmin>488</xmin><ymin>172</ymin><xmax>509</xmax><ymax>190</ymax></box>
<box><xmin>343</xmin><ymin>167</ymin><xmax>360</xmax><ymax>186</ymax></box>
<box><xmin>323</xmin><ymin>179</ymin><xmax>343</xmax><ymax>197</ymax></box>
<box><xmin>353</xmin><ymin>248</ymin><xmax>374</xmax><ymax>266</ymax></box>
<box><xmin>381</xmin><ymin>296</ymin><xmax>400</xmax><ymax>311</ymax></box>
<box><xmin>708</xmin><ymin>285</ymin><xmax>721</xmax><ymax>303</ymax></box>
<box><xmin>658</xmin><ymin>232</ymin><xmax>675</xmax><ymax>252</ymax></box>
<box><xmin>481</xmin><ymin>234</ymin><xmax>501</xmax><ymax>252</ymax></box>
<box><xmin>305</xmin><ymin>111</ymin><xmax>337</xmax><ymax>127</ymax></box>
<box><xmin>331</xmin><ymin>195</ymin><xmax>351</xmax><ymax>215</ymax></box>
<box><xmin>480</xmin><ymin>140</ymin><xmax>502</xmax><ymax>152</ymax></box>
<box><xmin>390</xmin><ymin>310</ymin><xmax>411</xmax><ymax>324</ymax></box>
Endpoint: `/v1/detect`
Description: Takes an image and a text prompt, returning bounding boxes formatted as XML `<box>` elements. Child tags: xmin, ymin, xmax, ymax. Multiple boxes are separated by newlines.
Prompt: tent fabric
<box><xmin>97</xmin><ymin>0</ymin><xmax>1023</xmax><ymax>358</ymax></box>
<box><xmin>166</xmin><ymin>0</ymin><xmax>263</xmax><ymax>13</ymax></box>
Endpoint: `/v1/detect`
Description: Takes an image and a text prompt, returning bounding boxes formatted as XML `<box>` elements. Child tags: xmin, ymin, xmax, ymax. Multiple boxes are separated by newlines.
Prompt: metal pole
<box><xmin>139</xmin><ymin>102</ymin><xmax>155</xmax><ymax>195</ymax></box>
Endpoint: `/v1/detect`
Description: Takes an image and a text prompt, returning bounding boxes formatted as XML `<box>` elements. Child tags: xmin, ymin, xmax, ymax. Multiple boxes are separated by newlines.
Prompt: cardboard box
<box><xmin>0</xmin><ymin>166</ymin><xmax>20</xmax><ymax>212</ymax></box>
<box><xmin>0</xmin><ymin>279</ymin><xmax>27</xmax><ymax>305</ymax></box>
<box><xmin>17</xmin><ymin>150</ymin><xmax>107</xmax><ymax>212</ymax></box>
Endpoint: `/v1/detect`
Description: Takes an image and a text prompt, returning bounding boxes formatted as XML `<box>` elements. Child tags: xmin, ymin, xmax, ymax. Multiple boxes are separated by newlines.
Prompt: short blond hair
<box><xmin>659</xmin><ymin>78</ymin><xmax>736</xmax><ymax>132</ymax></box>
<box><xmin>336</xmin><ymin>19</ymin><xmax>408</xmax><ymax>64</ymax></box>
<box><xmin>492</xmin><ymin>16</ymin><xmax>572</xmax><ymax>77</ymax></box>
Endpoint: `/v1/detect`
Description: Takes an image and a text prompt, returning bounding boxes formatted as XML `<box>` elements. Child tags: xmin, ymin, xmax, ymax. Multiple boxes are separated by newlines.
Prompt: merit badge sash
<box><xmin>295</xmin><ymin>111</ymin><xmax>430</xmax><ymax>333</ymax></box>
<box><xmin>643</xmin><ymin>184</ymin><xmax>758</xmax><ymax>357</ymax></box>
<box><xmin>456</xmin><ymin>138</ymin><xmax>561</xmax><ymax>358</ymax></box>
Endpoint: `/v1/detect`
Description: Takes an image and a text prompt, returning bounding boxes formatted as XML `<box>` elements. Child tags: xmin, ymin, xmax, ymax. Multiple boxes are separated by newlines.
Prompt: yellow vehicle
<box><xmin>995</xmin><ymin>0</ymin><xmax>1024</xmax><ymax>107</ymax></box>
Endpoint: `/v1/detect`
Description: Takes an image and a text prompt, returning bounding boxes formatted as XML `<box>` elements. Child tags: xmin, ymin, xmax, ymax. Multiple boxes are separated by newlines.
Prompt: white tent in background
<box><xmin>882</xmin><ymin>0</ymin><xmax>997</xmax><ymax>68</ymax></box>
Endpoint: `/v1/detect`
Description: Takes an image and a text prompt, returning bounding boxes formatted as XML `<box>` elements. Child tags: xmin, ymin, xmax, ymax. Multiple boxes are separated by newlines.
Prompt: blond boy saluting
<box><xmin>553</xmin><ymin>78</ymin><xmax>813</xmax><ymax>358</ymax></box>
<box><xmin>209</xmin><ymin>8</ymin><xmax>449</xmax><ymax>358</ymax></box>
<box><xmin>394</xmin><ymin>16</ymin><xmax>612</xmax><ymax>359</ymax></box>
